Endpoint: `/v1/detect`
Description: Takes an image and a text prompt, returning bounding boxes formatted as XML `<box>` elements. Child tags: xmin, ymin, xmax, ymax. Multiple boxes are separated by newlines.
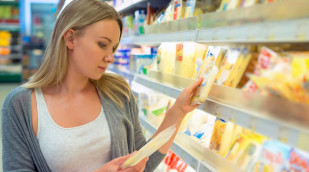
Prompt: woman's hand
<box><xmin>173</xmin><ymin>77</ymin><xmax>203</xmax><ymax>115</ymax></box>
<box><xmin>95</xmin><ymin>152</ymin><xmax>149</xmax><ymax>172</ymax></box>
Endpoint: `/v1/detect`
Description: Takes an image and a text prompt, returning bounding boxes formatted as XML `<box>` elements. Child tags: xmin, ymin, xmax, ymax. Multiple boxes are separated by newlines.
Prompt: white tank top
<box><xmin>34</xmin><ymin>88</ymin><xmax>111</xmax><ymax>172</ymax></box>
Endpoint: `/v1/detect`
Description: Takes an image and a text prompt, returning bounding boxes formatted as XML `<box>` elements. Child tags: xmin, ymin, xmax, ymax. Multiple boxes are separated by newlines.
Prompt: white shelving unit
<box><xmin>122</xmin><ymin>17</ymin><xmax>309</xmax><ymax>44</ymax></box>
<box><xmin>109</xmin><ymin>68</ymin><xmax>309</xmax><ymax>152</ymax></box>
<box><xmin>139</xmin><ymin>114</ymin><xmax>244</xmax><ymax>172</ymax></box>
<box><xmin>115</xmin><ymin>0</ymin><xmax>309</xmax><ymax>171</ymax></box>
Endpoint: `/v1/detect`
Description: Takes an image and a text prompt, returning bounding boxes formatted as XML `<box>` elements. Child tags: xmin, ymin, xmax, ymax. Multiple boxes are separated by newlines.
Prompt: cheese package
<box><xmin>219</xmin><ymin>0</ymin><xmax>231</xmax><ymax>11</ymax></box>
<box><xmin>193</xmin><ymin>43</ymin><xmax>208</xmax><ymax>78</ymax></box>
<box><xmin>174</xmin><ymin>43</ymin><xmax>184</xmax><ymax>76</ymax></box>
<box><xmin>288</xmin><ymin>148</ymin><xmax>309</xmax><ymax>171</ymax></box>
<box><xmin>226</xmin><ymin>132</ymin><xmax>267</xmax><ymax>170</ymax></box>
<box><xmin>249</xmin><ymin>140</ymin><xmax>291</xmax><ymax>172</ymax></box>
<box><xmin>191</xmin><ymin>46</ymin><xmax>225</xmax><ymax>105</ymax></box>
<box><xmin>215</xmin><ymin>48</ymin><xmax>241</xmax><ymax>86</ymax></box>
<box><xmin>161</xmin><ymin>42</ymin><xmax>176</xmax><ymax>74</ymax></box>
<box><xmin>181</xmin><ymin>42</ymin><xmax>196</xmax><ymax>79</ymax></box>
<box><xmin>209</xmin><ymin>118</ymin><xmax>241</xmax><ymax>157</ymax></box>
<box><xmin>122</xmin><ymin>124</ymin><xmax>176</xmax><ymax>169</ymax></box>
<box><xmin>227</xmin><ymin>48</ymin><xmax>252</xmax><ymax>88</ymax></box>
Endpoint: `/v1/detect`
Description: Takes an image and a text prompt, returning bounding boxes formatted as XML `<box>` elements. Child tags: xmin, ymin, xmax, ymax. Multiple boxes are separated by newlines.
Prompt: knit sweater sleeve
<box><xmin>1</xmin><ymin>90</ymin><xmax>37</xmax><ymax>172</ymax></box>
<box><xmin>128</xmin><ymin>93</ymin><xmax>166</xmax><ymax>172</ymax></box>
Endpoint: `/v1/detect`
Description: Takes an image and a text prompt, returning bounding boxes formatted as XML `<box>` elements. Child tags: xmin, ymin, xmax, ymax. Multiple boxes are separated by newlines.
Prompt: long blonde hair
<box><xmin>23</xmin><ymin>0</ymin><xmax>131</xmax><ymax>108</ymax></box>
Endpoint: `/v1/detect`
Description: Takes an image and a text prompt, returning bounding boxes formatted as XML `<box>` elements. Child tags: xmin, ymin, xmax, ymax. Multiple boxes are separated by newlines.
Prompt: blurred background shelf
<box><xmin>139</xmin><ymin>114</ymin><xmax>244</xmax><ymax>172</ymax></box>
<box><xmin>0</xmin><ymin>24</ymin><xmax>20</xmax><ymax>32</ymax></box>
<box><xmin>200</xmin><ymin>0</ymin><xmax>309</xmax><ymax>28</ymax></box>
<box><xmin>132</xmin><ymin>70</ymin><xmax>309</xmax><ymax>152</ymax></box>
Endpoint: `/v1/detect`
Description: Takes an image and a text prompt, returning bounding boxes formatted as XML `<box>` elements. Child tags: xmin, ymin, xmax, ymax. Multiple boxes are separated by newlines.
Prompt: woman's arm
<box><xmin>153</xmin><ymin>77</ymin><xmax>203</xmax><ymax>154</ymax></box>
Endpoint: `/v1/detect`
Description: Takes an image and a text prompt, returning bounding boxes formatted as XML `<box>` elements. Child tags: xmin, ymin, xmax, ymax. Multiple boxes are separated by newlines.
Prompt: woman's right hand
<box><xmin>95</xmin><ymin>152</ymin><xmax>149</xmax><ymax>172</ymax></box>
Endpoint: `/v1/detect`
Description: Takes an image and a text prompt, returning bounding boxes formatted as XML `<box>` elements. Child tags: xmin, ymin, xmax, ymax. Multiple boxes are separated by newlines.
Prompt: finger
<box><xmin>187</xmin><ymin>77</ymin><xmax>203</xmax><ymax>92</ymax></box>
<box><xmin>130</xmin><ymin>157</ymin><xmax>148</xmax><ymax>171</ymax></box>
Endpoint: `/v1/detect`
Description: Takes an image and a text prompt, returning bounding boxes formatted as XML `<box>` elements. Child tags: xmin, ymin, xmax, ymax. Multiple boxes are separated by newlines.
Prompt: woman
<box><xmin>1</xmin><ymin>0</ymin><xmax>202</xmax><ymax>171</ymax></box>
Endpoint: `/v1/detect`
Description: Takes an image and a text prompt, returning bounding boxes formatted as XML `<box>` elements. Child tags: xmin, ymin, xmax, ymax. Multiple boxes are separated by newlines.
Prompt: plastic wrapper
<box><xmin>122</xmin><ymin>124</ymin><xmax>176</xmax><ymax>169</ymax></box>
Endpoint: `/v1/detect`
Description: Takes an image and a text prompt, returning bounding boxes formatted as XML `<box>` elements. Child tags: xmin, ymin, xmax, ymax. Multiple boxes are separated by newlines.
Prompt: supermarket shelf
<box><xmin>134</xmin><ymin>70</ymin><xmax>309</xmax><ymax>152</ymax></box>
<box><xmin>0</xmin><ymin>54</ymin><xmax>22</xmax><ymax>59</ymax></box>
<box><xmin>200</xmin><ymin>0</ymin><xmax>309</xmax><ymax>28</ymax></box>
<box><xmin>132</xmin><ymin>30</ymin><xmax>197</xmax><ymax>45</ymax></box>
<box><xmin>139</xmin><ymin>115</ymin><xmax>244</xmax><ymax>172</ymax></box>
<box><xmin>197</xmin><ymin>18</ymin><xmax>309</xmax><ymax>43</ymax></box>
<box><xmin>0</xmin><ymin>24</ymin><xmax>20</xmax><ymax>32</ymax></box>
<box><xmin>122</xmin><ymin>17</ymin><xmax>309</xmax><ymax>44</ymax></box>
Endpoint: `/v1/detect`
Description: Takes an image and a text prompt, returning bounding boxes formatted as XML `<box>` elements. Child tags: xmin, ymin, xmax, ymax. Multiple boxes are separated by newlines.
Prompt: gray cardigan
<box><xmin>2</xmin><ymin>87</ymin><xmax>165</xmax><ymax>172</ymax></box>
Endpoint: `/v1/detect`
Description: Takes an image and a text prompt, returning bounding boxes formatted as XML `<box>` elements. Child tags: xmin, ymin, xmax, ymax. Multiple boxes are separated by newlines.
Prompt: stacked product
<box><xmin>153</xmin><ymin>42</ymin><xmax>309</xmax><ymax>104</ymax></box>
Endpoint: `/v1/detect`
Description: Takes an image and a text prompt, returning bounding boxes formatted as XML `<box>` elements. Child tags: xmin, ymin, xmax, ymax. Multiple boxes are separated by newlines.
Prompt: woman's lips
<box><xmin>98</xmin><ymin>66</ymin><xmax>106</xmax><ymax>72</ymax></box>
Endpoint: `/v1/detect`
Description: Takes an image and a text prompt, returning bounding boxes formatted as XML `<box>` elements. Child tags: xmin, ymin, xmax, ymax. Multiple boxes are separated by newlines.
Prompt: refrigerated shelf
<box><xmin>120</xmin><ymin>0</ymin><xmax>309</xmax><ymax>44</ymax></box>
<box><xmin>139</xmin><ymin>114</ymin><xmax>244</xmax><ymax>172</ymax></box>
<box><xmin>131</xmin><ymin>70</ymin><xmax>309</xmax><ymax>152</ymax></box>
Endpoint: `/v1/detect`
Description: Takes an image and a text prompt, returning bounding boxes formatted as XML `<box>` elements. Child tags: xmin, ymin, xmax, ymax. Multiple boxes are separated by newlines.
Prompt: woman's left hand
<box><xmin>173</xmin><ymin>77</ymin><xmax>203</xmax><ymax>115</ymax></box>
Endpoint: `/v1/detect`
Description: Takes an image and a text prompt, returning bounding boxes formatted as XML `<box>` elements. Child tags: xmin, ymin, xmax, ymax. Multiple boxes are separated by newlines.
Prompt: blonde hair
<box><xmin>23</xmin><ymin>0</ymin><xmax>131</xmax><ymax>108</ymax></box>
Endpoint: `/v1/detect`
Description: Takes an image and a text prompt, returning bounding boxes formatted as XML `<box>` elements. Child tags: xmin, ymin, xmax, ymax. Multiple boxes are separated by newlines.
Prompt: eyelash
<box><xmin>98</xmin><ymin>42</ymin><xmax>106</xmax><ymax>48</ymax></box>
<box><xmin>98</xmin><ymin>42</ymin><xmax>117</xmax><ymax>53</ymax></box>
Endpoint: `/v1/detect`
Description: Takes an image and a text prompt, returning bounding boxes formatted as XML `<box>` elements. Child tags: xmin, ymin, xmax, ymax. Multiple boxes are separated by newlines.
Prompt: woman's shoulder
<box><xmin>3</xmin><ymin>86</ymin><xmax>32</xmax><ymax>108</ymax></box>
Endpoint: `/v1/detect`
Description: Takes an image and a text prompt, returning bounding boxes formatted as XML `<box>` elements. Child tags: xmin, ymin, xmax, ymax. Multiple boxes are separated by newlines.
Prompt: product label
<box><xmin>176</xmin><ymin>43</ymin><xmax>183</xmax><ymax>61</ymax></box>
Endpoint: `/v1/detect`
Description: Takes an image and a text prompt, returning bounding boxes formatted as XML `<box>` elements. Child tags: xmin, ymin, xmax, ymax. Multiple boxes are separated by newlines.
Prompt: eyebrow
<box><xmin>99</xmin><ymin>36</ymin><xmax>112</xmax><ymax>43</ymax></box>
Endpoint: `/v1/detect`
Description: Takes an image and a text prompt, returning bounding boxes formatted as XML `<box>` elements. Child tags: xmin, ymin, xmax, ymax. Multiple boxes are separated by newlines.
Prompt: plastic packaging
<box><xmin>184</xmin><ymin>0</ymin><xmax>196</xmax><ymax>18</ymax></box>
<box><xmin>191</xmin><ymin>65</ymin><xmax>219</xmax><ymax>105</ymax></box>
<box><xmin>122</xmin><ymin>124</ymin><xmax>177</xmax><ymax>169</ymax></box>
<box><xmin>173</xmin><ymin>0</ymin><xmax>183</xmax><ymax>20</ymax></box>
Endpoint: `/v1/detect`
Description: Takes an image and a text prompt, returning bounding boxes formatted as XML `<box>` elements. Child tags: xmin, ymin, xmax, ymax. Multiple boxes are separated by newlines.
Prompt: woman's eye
<box><xmin>98</xmin><ymin>42</ymin><xmax>106</xmax><ymax>48</ymax></box>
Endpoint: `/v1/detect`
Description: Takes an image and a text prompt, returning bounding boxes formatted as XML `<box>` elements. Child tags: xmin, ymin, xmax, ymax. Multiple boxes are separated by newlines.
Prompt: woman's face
<box><xmin>69</xmin><ymin>19</ymin><xmax>120</xmax><ymax>80</ymax></box>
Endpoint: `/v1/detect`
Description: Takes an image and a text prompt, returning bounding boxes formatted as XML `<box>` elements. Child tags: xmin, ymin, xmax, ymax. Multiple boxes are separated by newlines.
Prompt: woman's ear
<box><xmin>63</xmin><ymin>29</ymin><xmax>75</xmax><ymax>49</ymax></box>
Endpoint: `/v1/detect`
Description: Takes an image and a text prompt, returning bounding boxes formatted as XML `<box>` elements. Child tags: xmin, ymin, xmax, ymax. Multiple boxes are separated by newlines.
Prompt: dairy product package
<box><xmin>191</xmin><ymin>46</ymin><xmax>225</xmax><ymax>105</ymax></box>
<box><xmin>191</xmin><ymin>65</ymin><xmax>218</xmax><ymax>105</ymax></box>
<box><xmin>184</xmin><ymin>0</ymin><xmax>196</xmax><ymax>18</ymax></box>
<box><xmin>122</xmin><ymin>124</ymin><xmax>176</xmax><ymax>169</ymax></box>
<box><xmin>249</xmin><ymin>140</ymin><xmax>290</xmax><ymax>172</ymax></box>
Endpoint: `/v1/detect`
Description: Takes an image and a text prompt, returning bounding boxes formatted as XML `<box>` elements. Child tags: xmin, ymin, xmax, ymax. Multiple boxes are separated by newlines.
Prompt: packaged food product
<box><xmin>227</xmin><ymin>0</ymin><xmax>242</xmax><ymax>10</ymax></box>
<box><xmin>191</xmin><ymin>65</ymin><xmax>218</xmax><ymax>105</ymax></box>
<box><xmin>193</xmin><ymin>43</ymin><xmax>208</xmax><ymax>78</ymax></box>
<box><xmin>191</xmin><ymin>46</ymin><xmax>225</xmax><ymax>104</ymax></box>
<box><xmin>240</xmin><ymin>0</ymin><xmax>260</xmax><ymax>7</ymax></box>
<box><xmin>173</xmin><ymin>0</ymin><xmax>183</xmax><ymax>20</ymax></box>
<box><xmin>209</xmin><ymin>119</ymin><xmax>238</xmax><ymax>156</ymax></box>
<box><xmin>174</xmin><ymin>43</ymin><xmax>183</xmax><ymax>76</ymax></box>
<box><xmin>226</xmin><ymin>48</ymin><xmax>252</xmax><ymax>87</ymax></box>
<box><xmin>227</xmin><ymin>132</ymin><xmax>267</xmax><ymax>170</ymax></box>
<box><xmin>249</xmin><ymin>140</ymin><xmax>291</xmax><ymax>172</ymax></box>
<box><xmin>122</xmin><ymin>124</ymin><xmax>176</xmax><ymax>169</ymax></box>
<box><xmin>215</xmin><ymin>48</ymin><xmax>241</xmax><ymax>86</ymax></box>
<box><xmin>288</xmin><ymin>148</ymin><xmax>309</xmax><ymax>171</ymax></box>
<box><xmin>181</xmin><ymin>42</ymin><xmax>196</xmax><ymax>78</ymax></box>
<box><xmin>219</xmin><ymin>0</ymin><xmax>231</xmax><ymax>11</ymax></box>
<box><xmin>161</xmin><ymin>43</ymin><xmax>176</xmax><ymax>74</ymax></box>
<box><xmin>164</xmin><ymin>150</ymin><xmax>188</xmax><ymax>172</ymax></box>
<box><xmin>184</xmin><ymin>0</ymin><xmax>196</xmax><ymax>18</ymax></box>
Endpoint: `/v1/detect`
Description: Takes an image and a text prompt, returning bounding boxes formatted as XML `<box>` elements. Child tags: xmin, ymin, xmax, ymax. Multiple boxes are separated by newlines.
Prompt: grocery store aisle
<box><xmin>0</xmin><ymin>84</ymin><xmax>20</xmax><ymax>170</ymax></box>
